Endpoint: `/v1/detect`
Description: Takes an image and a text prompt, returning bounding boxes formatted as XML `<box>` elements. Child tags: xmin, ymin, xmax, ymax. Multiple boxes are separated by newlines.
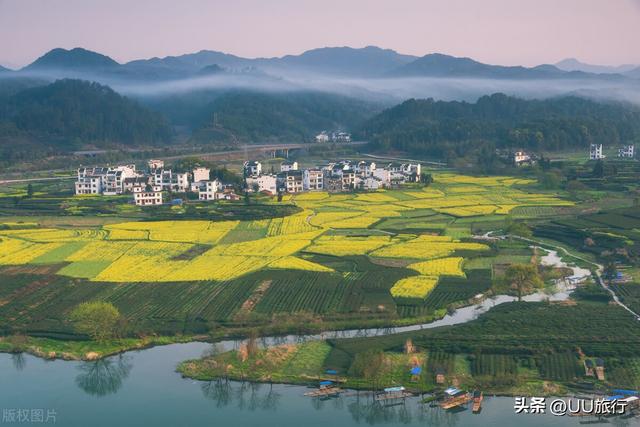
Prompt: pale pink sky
<box><xmin>1</xmin><ymin>0</ymin><xmax>639</xmax><ymax>68</ymax></box>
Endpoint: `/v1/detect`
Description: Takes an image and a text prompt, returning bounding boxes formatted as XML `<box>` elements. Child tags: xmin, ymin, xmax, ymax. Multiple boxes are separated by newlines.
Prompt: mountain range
<box><xmin>7</xmin><ymin>46</ymin><xmax>639</xmax><ymax>81</ymax></box>
<box><xmin>554</xmin><ymin>58</ymin><xmax>638</xmax><ymax>75</ymax></box>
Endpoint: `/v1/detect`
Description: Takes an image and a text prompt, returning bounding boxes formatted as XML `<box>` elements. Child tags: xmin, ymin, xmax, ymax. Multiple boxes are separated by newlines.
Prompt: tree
<box><xmin>26</xmin><ymin>184</ymin><xmax>33</xmax><ymax>198</ymax></box>
<box><xmin>538</xmin><ymin>171</ymin><xmax>561</xmax><ymax>190</ymax></box>
<box><xmin>592</xmin><ymin>160</ymin><xmax>604</xmax><ymax>178</ymax></box>
<box><xmin>69</xmin><ymin>302</ymin><xmax>122</xmax><ymax>342</ymax></box>
<box><xmin>505</xmin><ymin>264</ymin><xmax>544</xmax><ymax>300</ymax></box>
<box><xmin>603</xmin><ymin>262</ymin><xmax>617</xmax><ymax>285</ymax></box>
<box><xmin>420</xmin><ymin>173</ymin><xmax>434</xmax><ymax>185</ymax></box>
<box><xmin>504</xmin><ymin>216</ymin><xmax>532</xmax><ymax>238</ymax></box>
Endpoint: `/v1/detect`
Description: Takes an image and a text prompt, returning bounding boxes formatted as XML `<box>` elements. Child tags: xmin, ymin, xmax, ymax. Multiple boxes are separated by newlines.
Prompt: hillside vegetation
<box><xmin>358</xmin><ymin>93</ymin><xmax>640</xmax><ymax>158</ymax></box>
<box><xmin>0</xmin><ymin>79</ymin><xmax>171</xmax><ymax>163</ymax></box>
<box><xmin>156</xmin><ymin>90</ymin><xmax>381</xmax><ymax>144</ymax></box>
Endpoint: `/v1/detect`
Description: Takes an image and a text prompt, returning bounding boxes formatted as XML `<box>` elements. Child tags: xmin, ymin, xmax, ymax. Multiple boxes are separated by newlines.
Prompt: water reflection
<box><xmin>75</xmin><ymin>355</ymin><xmax>133</xmax><ymax>397</ymax></box>
<box><xmin>200</xmin><ymin>380</ymin><xmax>280</xmax><ymax>412</ymax></box>
<box><xmin>11</xmin><ymin>353</ymin><xmax>26</xmax><ymax>371</ymax></box>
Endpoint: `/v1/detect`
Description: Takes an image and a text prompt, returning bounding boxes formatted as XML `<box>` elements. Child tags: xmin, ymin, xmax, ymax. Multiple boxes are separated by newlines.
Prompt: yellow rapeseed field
<box><xmin>268</xmin><ymin>256</ymin><xmax>334</xmax><ymax>272</ymax></box>
<box><xmin>370</xmin><ymin>235</ymin><xmax>488</xmax><ymax>259</ymax></box>
<box><xmin>0</xmin><ymin>171</ymin><xmax>572</xmax><ymax>284</ymax></box>
<box><xmin>407</xmin><ymin>257</ymin><xmax>465</xmax><ymax>277</ymax></box>
<box><xmin>305</xmin><ymin>235</ymin><xmax>392</xmax><ymax>256</ymax></box>
<box><xmin>390</xmin><ymin>276</ymin><xmax>438</xmax><ymax>299</ymax></box>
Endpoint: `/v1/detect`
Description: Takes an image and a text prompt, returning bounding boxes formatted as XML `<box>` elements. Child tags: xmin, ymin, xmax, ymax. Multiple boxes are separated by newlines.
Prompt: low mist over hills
<box><xmin>5</xmin><ymin>45</ymin><xmax>638</xmax><ymax>106</ymax></box>
<box><xmin>1</xmin><ymin>45</ymin><xmax>640</xmax><ymax>161</ymax></box>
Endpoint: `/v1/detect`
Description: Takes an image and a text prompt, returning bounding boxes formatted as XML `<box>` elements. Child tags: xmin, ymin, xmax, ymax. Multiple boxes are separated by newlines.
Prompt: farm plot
<box><xmin>370</xmin><ymin>235</ymin><xmax>489</xmax><ymax>260</ymax></box>
<box><xmin>538</xmin><ymin>352</ymin><xmax>581</xmax><ymax>381</ymax></box>
<box><xmin>304</xmin><ymin>235</ymin><xmax>392</xmax><ymax>256</ymax></box>
<box><xmin>407</xmin><ymin>257</ymin><xmax>465</xmax><ymax>277</ymax></box>
<box><xmin>390</xmin><ymin>276</ymin><xmax>438</xmax><ymax>299</ymax></box>
<box><xmin>470</xmin><ymin>354</ymin><xmax>518</xmax><ymax>377</ymax></box>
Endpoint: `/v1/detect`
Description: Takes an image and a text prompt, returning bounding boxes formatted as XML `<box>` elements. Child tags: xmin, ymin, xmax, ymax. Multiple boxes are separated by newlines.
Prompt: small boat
<box><xmin>472</xmin><ymin>391</ymin><xmax>483</xmax><ymax>413</ymax></box>
<box><xmin>440</xmin><ymin>390</ymin><xmax>472</xmax><ymax>410</ymax></box>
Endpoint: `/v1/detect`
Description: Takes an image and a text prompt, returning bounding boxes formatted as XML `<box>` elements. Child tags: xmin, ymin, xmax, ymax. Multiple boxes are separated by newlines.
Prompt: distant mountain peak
<box><xmin>555</xmin><ymin>58</ymin><xmax>637</xmax><ymax>74</ymax></box>
<box><xmin>389</xmin><ymin>52</ymin><xmax>566</xmax><ymax>78</ymax></box>
<box><xmin>24</xmin><ymin>47</ymin><xmax>120</xmax><ymax>71</ymax></box>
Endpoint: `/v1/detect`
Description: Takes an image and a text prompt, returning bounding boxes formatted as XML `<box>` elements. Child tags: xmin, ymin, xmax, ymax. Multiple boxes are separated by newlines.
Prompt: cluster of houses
<box><xmin>589</xmin><ymin>143</ymin><xmax>635</xmax><ymax>160</ymax></box>
<box><xmin>314</xmin><ymin>131</ymin><xmax>352</xmax><ymax>143</ymax></box>
<box><xmin>501</xmin><ymin>144</ymin><xmax>636</xmax><ymax>165</ymax></box>
<box><xmin>244</xmin><ymin>159</ymin><xmax>422</xmax><ymax>195</ymax></box>
<box><xmin>74</xmin><ymin>159</ymin><xmax>239</xmax><ymax>206</ymax></box>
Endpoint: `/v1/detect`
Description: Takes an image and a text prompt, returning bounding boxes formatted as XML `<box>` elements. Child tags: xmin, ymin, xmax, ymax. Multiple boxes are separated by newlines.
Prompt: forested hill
<box><xmin>181</xmin><ymin>91</ymin><xmax>381</xmax><ymax>144</ymax></box>
<box><xmin>0</xmin><ymin>79</ymin><xmax>171</xmax><ymax>161</ymax></box>
<box><xmin>357</xmin><ymin>94</ymin><xmax>640</xmax><ymax>157</ymax></box>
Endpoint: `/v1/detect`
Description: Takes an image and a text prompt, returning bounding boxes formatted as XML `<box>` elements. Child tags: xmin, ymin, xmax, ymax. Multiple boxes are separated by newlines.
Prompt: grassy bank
<box><xmin>0</xmin><ymin>335</ymin><xmax>199</xmax><ymax>361</ymax></box>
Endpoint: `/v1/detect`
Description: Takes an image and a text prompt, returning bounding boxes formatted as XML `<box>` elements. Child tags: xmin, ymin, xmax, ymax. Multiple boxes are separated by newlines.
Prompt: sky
<box><xmin>1</xmin><ymin>0</ymin><xmax>640</xmax><ymax>69</ymax></box>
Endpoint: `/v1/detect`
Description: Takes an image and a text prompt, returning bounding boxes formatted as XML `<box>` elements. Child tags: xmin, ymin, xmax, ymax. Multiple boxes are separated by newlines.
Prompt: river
<box><xmin>1</xmin><ymin>250</ymin><xmax>621</xmax><ymax>426</ymax></box>
<box><xmin>1</xmin><ymin>343</ymin><xmax>629</xmax><ymax>427</ymax></box>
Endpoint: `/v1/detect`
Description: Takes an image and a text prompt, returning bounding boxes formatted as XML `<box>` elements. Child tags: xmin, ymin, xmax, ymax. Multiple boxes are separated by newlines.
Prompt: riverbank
<box><xmin>0</xmin><ymin>334</ymin><xmax>202</xmax><ymax>361</ymax></box>
<box><xmin>176</xmin><ymin>338</ymin><xmax>575</xmax><ymax>398</ymax></box>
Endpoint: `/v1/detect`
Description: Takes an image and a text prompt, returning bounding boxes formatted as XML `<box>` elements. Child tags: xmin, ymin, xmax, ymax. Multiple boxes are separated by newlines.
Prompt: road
<box><xmin>0</xmin><ymin>176</ymin><xmax>75</xmax><ymax>185</ymax></box>
<box><xmin>162</xmin><ymin>141</ymin><xmax>370</xmax><ymax>161</ymax></box>
<box><xmin>362</xmin><ymin>153</ymin><xmax>447</xmax><ymax>167</ymax></box>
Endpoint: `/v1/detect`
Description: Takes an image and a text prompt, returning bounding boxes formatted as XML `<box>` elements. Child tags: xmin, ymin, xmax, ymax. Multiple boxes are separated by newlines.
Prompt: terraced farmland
<box><xmin>0</xmin><ymin>172</ymin><xmax>573</xmax><ymax>333</ymax></box>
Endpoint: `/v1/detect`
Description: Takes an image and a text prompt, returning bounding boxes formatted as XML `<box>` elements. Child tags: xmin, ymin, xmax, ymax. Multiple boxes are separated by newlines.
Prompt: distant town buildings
<box><xmin>512</xmin><ymin>150</ymin><xmax>537</xmax><ymax>166</ymax></box>
<box><xmin>314</xmin><ymin>132</ymin><xmax>329</xmax><ymax>143</ymax></box>
<box><xmin>245</xmin><ymin>159</ymin><xmax>422</xmax><ymax>194</ymax></box>
<box><xmin>618</xmin><ymin>144</ymin><xmax>635</xmax><ymax>159</ymax></box>
<box><xmin>74</xmin><ymin>161</ymin><xmax>238</xmax><ymax>205</ymax></box>
<box><xmin>314</xmin><ymin>131</ymin><xmax>352</xmax><ymax>143</ymax></box>
<box><xmin>590</xmin><ymin>144</ymin><xmax>605</xmax><ymax>160</ymax></box>
<box><xmin>75</xmin><ymin>165</ymin><xmax>137</xmax><ymax>195</ymax></box>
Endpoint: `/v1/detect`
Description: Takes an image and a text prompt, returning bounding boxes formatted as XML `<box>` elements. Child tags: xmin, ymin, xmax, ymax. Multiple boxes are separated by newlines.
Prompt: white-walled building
<box><xmin>372</xmin><ymin>168</ymin><xmax>392</xmax><ymax>184</ymax></box>
<box><xmin>358</xmin><ymin>176</ymin><xmax>384</xmax><ymax>190</ymax></box>
<box><xmin>75</xmin><ymin>165</ymin><xmax>138</xmax><ymax>195</ymax></box>
<box><xmin>590</xmin><ymin>144</ymin><xmax>605</xmax><ymax>160</ymax></box>
<box><xmin>279</xmin><ymin>170</ymin><xmax>304</xmax><ymax>193</ymax></box>
<box><xmin>102</xmin><ymin>165</ymin><xmax>138</xmax><ymax>195</ymax></box>
<box><xmin>198</xmin><ymin>180</ymin><xmax>222</xmax><ymax>201</ymax></box>
<box><xmin>280</xmin><ymin>161</ymin><xmax>299</xmax><ymax>172</ymax></box>
<box><xmin>148</xmin><ymin>159</ymin><xmax>164</xmax><ymax>171</ymax></box>
<box><xmin>246</xmin><ymin>174</ymin><xmax>278</xmax><ymax>195</ymax></box>
<box><xmin>356</xmin><ymin>161</ymin><xmax>376</xmax><ymax>176</ymax></box>
<box><xmin>303</xmin><ymin>169</ymin><xmax>324</xmax><ymax>191</ymax></box>
<box><xmin>133</xmin><ymin>185</ymin><xmax>163</xmax><ymax>206</ymax></box>
<box><xmin>75</xmin><ymin>173</ymin><xmax>104</xmax><ymax>195</ymax></box>
<box><xmin>513</xmin><ymin>151</ymin><xmax>532</xmax><ymax>165</ymax></box>
<box><xmin>315</xmin><ymin>132</ymin><xmax>329</xmax><ymax>143</ymax></box>
<box><xmin>153</xmin><ymin>170</ymin><xmax>189</xmax><ymax>192</ymax></box>
<box><xmin>193</xmin><ymin>167</ymin><xmax>210</xmax><ymax>183</ymax></box>
<box><xmin>244</xmin><ymin>161</ymin><xmax>262</xmax><ymax>177</ymax></box>
<box><xmin>618</xmin><ymin>145</ymin><xmax>635</xmax><ymax>158</ymax></box>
